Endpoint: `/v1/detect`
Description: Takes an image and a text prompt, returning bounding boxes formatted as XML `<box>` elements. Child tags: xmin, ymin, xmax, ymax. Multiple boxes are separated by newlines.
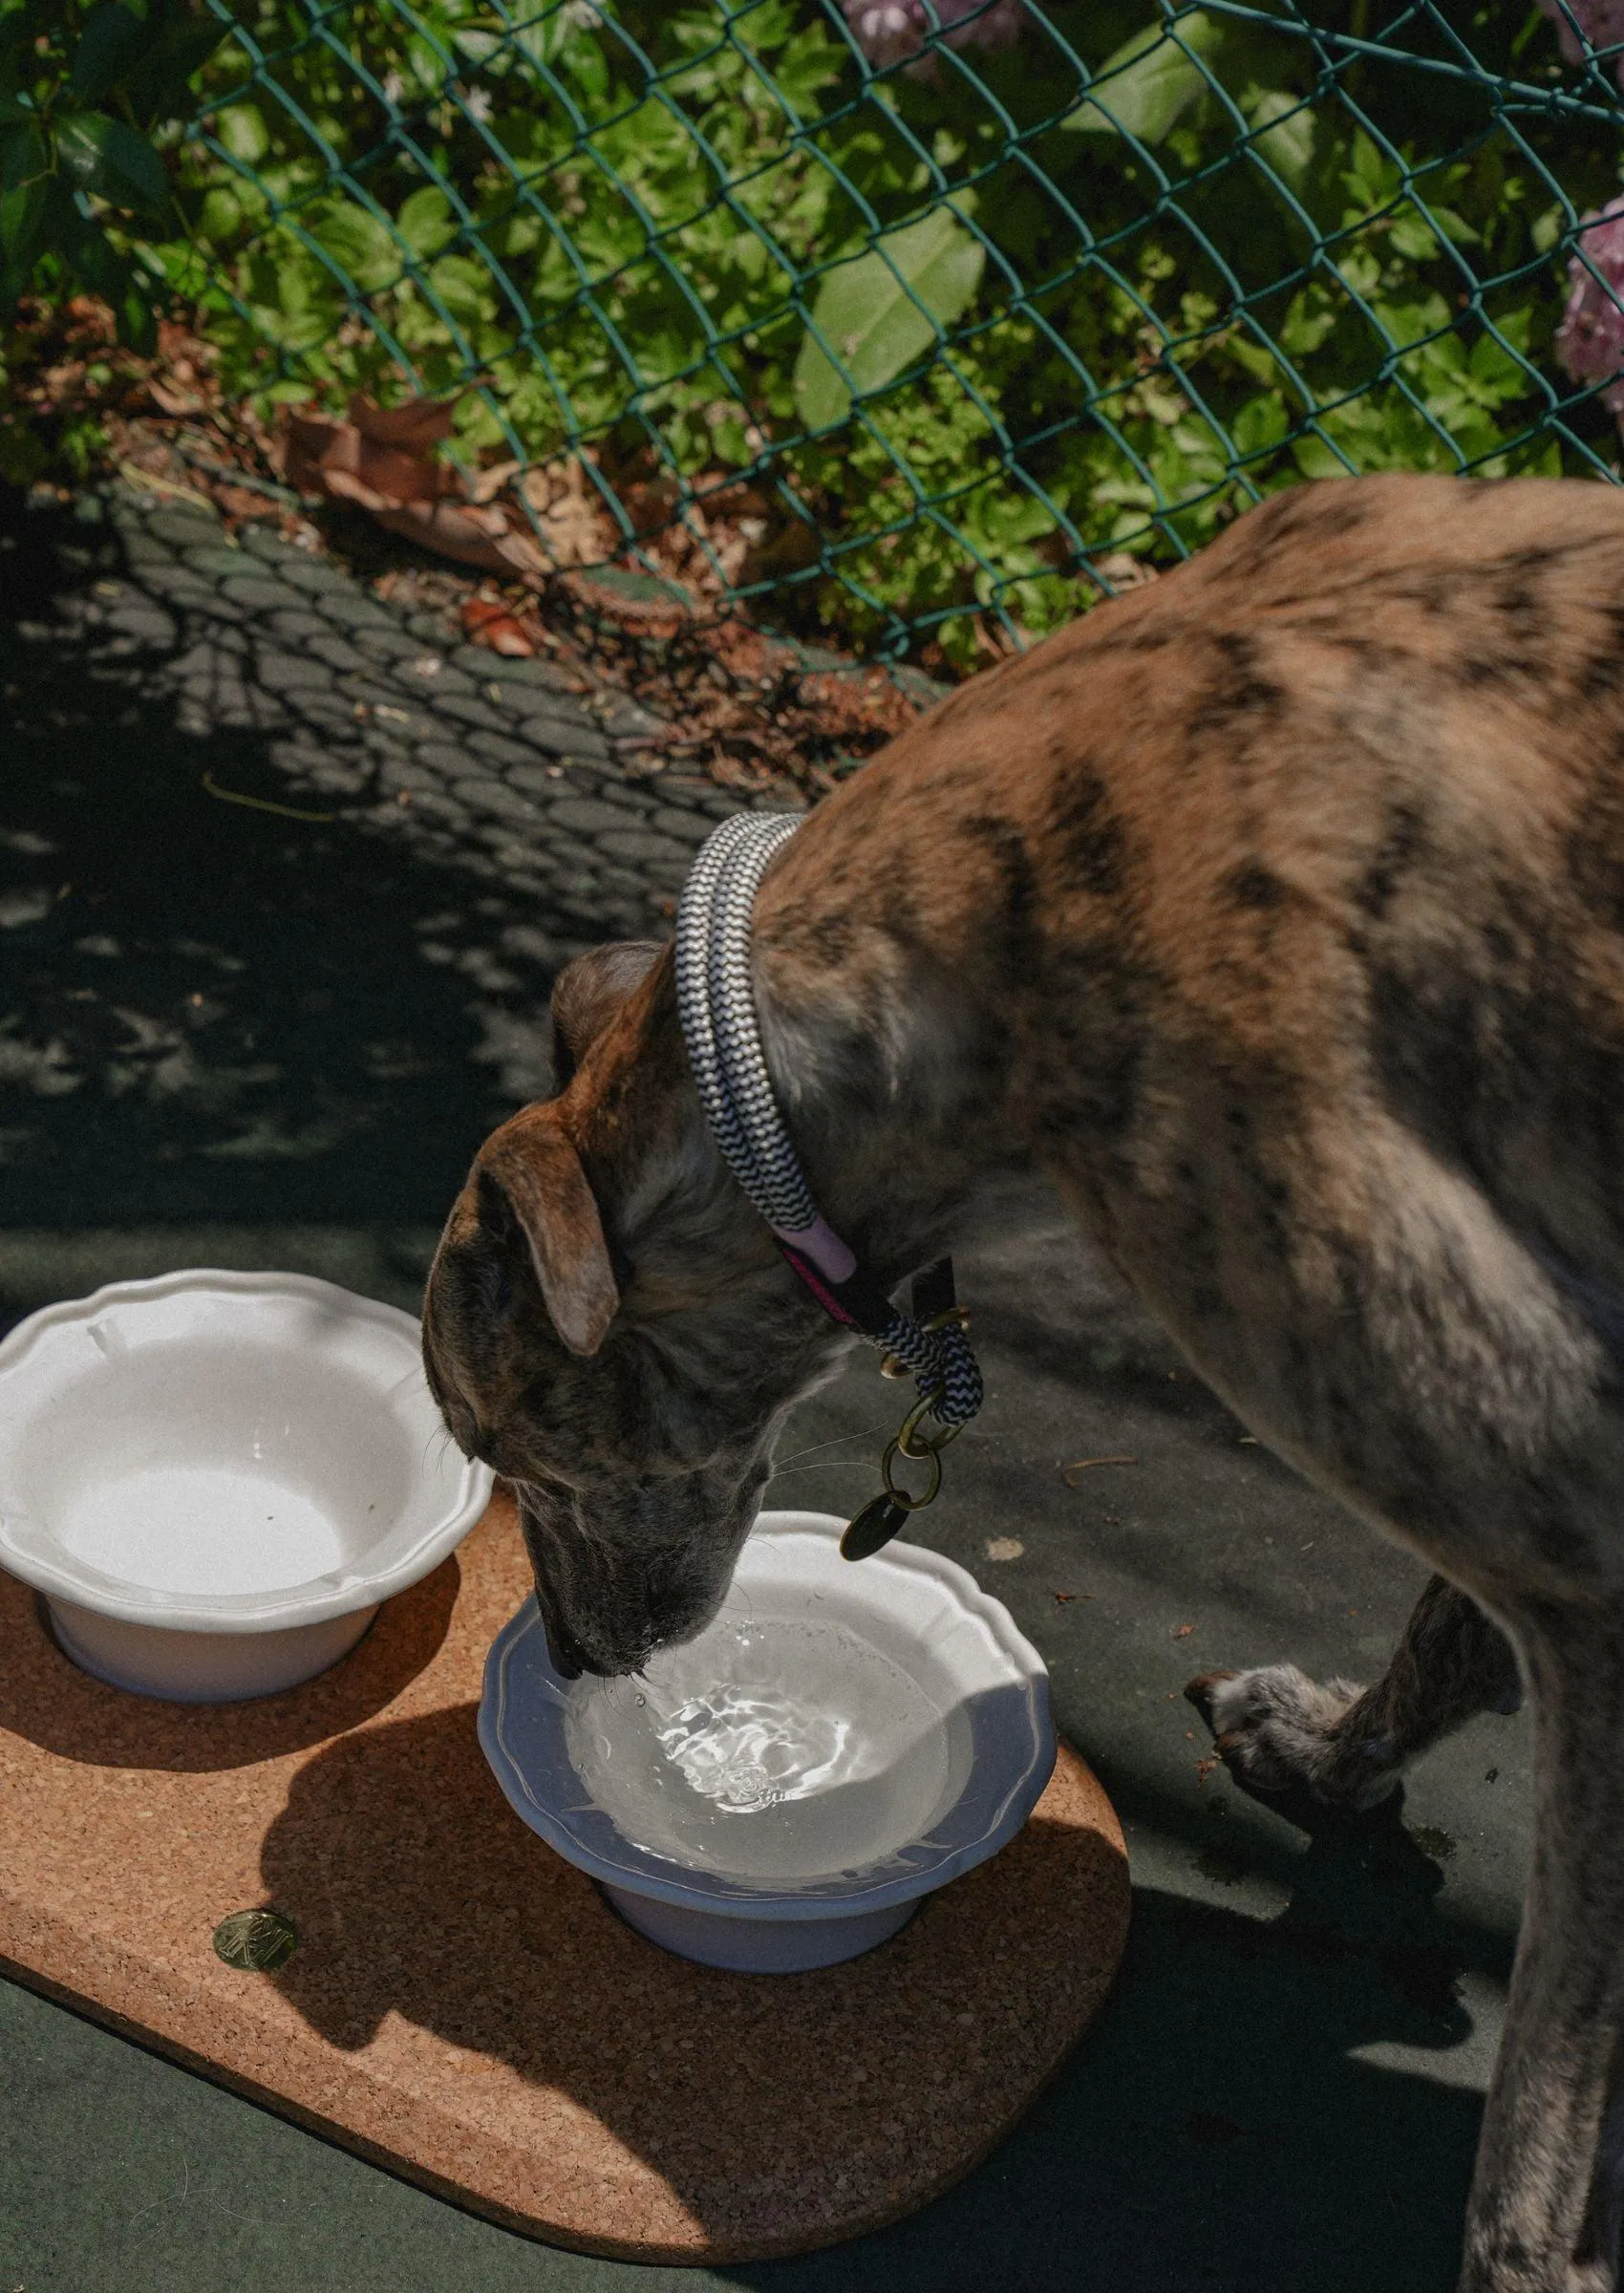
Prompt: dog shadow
<box><xmin>258</xmin><ymin>1700</ymin><xmax>1495</xmax><ymax>2277</ymax></box>
<box><xmin>716</xmin><ymin>1801</ymin><xmax>1494</xmax><ymax>2292</ymax></box>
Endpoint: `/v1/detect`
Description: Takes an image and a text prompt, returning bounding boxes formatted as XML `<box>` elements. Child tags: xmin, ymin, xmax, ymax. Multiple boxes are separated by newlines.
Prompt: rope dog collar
<box><xmin>674</xmin><ymin>811</ymin><xmax>984</xmax><ymax>1555</ymax></box>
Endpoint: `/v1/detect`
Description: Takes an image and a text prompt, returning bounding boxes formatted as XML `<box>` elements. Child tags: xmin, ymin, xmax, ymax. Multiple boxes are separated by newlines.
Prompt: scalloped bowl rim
<box><xmin>480</xmin><ymin>1510</ymin><xmax>1057</xmax><ymax>1923</ymax></box>
<box><xmin>0</xmin><ymin>1269</ymin><xmax>493</xmax><ymax>1634</ymax></box>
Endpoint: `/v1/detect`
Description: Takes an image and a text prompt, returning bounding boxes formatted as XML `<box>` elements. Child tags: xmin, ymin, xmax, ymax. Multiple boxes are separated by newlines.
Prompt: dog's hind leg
<box><xmin>1461</xmin><ymin>1601</ymin><xmax>1624</xmax><ymax>2293</ymax></box>
<box><xmin>1187</xmin><ymin>1574</ymin><xmax>1523</xmax><ymax>1811</ymax></box>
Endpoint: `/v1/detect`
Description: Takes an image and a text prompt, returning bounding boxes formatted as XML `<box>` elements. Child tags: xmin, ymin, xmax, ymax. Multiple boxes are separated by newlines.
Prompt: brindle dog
<box><xmin>423</xmin><ymin>473</ymin><xmax>1624</xmax><ymax>2293</ymax></box>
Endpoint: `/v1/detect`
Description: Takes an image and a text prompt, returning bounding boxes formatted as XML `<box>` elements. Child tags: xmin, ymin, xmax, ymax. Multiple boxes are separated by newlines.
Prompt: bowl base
<box><xmin>47</xmin><ymin>1597</ymin><xmax>379</xmax><ymax>1703</ymax></box>
<box><xmin>602</xmin><ymin>1881</ymin><xmax>916</xmax><ymax>1971</ymax></box>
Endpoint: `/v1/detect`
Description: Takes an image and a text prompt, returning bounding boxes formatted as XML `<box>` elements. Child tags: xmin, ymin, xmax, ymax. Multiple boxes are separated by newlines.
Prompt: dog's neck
<box><xmin>575</xmin><ymin>914</ymin><xmax>1026</xmax><ymax>1336</ymax></box>
<box><xmin>755</xmin><ymin>926</ymin><xmax>1025</xmax><ymax>1282</ymax></box>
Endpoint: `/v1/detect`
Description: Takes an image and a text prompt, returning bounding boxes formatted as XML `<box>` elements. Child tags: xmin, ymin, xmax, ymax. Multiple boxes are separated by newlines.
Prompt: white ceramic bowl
<box><xmin>0</xmin><ymin>1270</ymin><xmax>492</xmax><ymax>1702</ymax></box>
<box><xmin>480</xmin><ymin>1509</ymin><xmax>1055</xmax><ymax>1973</ymax></box>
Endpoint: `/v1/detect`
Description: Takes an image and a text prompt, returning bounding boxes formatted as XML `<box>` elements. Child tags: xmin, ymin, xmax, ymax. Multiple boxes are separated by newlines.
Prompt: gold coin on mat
<box><xmin>213</xmin><ymin>1907</ymin><xmax>298</xmax><ymax>1973</ymax></box>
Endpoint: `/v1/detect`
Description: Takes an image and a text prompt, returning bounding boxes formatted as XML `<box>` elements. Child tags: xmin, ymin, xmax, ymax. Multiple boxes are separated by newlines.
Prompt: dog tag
<box><xmin>842</xmin><ymin>1493</ymin><xmax>908</xmax><ymax>1561</ymax></box>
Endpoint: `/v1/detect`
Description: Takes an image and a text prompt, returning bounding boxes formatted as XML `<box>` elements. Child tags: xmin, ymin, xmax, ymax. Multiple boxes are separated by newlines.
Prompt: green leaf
<box><xmin>1276</xmin><ymin>285</ymin><xmax>1339</xmax><ymax>360</ymax></box>
<box><xmin>1341</xmin><ymin>130</ymin><xmax>1400</xmax><ymax>216</ymax></box>
<box><xmin>0</xmin><ymin>169</ymin><xmax>45</xmax><ymax>267</ymax></box>
<box><xmin>1465</xmin><ymin>327</ymin><xmax>1535</xmax><ymax>404</ymax></box>
<box><xmin>119</xmin><ymin>12</ymin><xmax>235</xmax><ymax>124</ymax></box>
<box><xmin>216</xmin><ymin>103</ymin><xmax>269</xmax><ymax>167</ymax></box>
<box><xmin>512</xmin><ymin>11</ymin><xmax>570</xmax><ymax>74</ymax></box>
<box><xmin>1248</xmin><ymin>89</ymin><xmax>1314</xmax><ymax>197</ymax></box>
<box><xmin>1</xmin><ymin>118</ymin><xmax>46</xmax><ymax>196</ymax></box>
<box><xmin>452</xmin><ymin>29</ymin><xmax>504</xmax><ymax>66</ymax></box>
<box><xmin>71</xmin><ymin>4</ymin><xmax>145</xmax><ymax>104</ymax></box>
<box><xmin>397</xmin><ymin>184</ymin><xmax>457</xmax><ymax>261</ymax></box>
<box><xmin>428</xmin><ymin>250</ymin><xmax>497</xmax><ymax>325</ymax></box>
<box><xmin>1063</xmin><ymin>11</ymin><xmax>1225</xmax><ymax>146</ymax></box>
<box><xmin>1230</xmin><ymin>389</ymin><xmax>1289</xmax><ymax>455</ymax></box>
<box><xmin>794</xmin><ymin>207</ymin><xmax>986</xmax><ymax>431</ymax></box>
<box><xmin>1388</xmin><ymin>210</ymin><xmax>1439</xmax><ymax>262</ymax></box>
<box><xmin>310</xmin><ymin>201</ymin><xmax>400</xmax><ymax>292</ymax></box>
<box><xmin>118</xmin><ymin>278</ymin><xmax>158</xmax><ymax>352</ymax></box>
<box><xmin>56</xmin><ymin>112</ymin><xmax>169</xmax><ymax>214</ymax></box>
<box><xmin>196</xmin><ymin>183</ymin><xmax>243</xmax><ymax>244</ymax></box>
<box><xmin>1532</xmin><ymin>202</ymin><xmax>1566</xmax><ymax>255</ymax></box>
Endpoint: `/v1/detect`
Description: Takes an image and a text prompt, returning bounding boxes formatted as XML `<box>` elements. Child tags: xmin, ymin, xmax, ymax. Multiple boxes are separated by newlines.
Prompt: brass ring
<box><xmin>895</xmin><ymin>1386</ymin><xmax>964</xmax><ymax>1461</ymax></box>
<box><xmin>880</xmin><ymin>1436</ymin><xmax>942</xmax><ymax>1511</ymax></box>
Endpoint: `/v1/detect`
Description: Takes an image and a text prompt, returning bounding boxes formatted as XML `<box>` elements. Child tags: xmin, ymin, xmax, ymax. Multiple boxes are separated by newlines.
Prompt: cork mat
<box><xmin>0</xmin><ymin>1492</ymin><xmax>1130</xmax><ymax>2263</ymax></box>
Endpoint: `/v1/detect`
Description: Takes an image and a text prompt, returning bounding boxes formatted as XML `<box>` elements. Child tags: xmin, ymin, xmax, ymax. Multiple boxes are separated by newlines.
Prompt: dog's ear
<box><xmin>477</xmin><ymin>1114</ymin><xmax>619</xmax><ymax>1357</ymax></box>
<box><xmin>551</xmin><ymin>942</ymin><xmax>663</xmax><ymax>1090</ymax></box>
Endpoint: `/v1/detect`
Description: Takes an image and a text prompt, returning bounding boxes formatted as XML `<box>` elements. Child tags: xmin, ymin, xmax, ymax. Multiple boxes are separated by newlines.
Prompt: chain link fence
<box><xmin>149</xmin><ymin>0</ymin><xmax>1624</xmax><ymax>662</ymax></box>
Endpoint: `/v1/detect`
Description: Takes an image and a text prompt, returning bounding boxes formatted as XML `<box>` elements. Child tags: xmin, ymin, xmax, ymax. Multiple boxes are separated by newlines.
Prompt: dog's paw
<box><xmin>1186</xmin><ymin>1663</ymin><xmax>1398</xmax><ymax>1811</ymax></box>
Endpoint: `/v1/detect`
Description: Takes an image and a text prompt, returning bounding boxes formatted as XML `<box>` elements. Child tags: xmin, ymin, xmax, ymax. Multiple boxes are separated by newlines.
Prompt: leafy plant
<box><xmin>0</xmin><ymin>0</ymin><xmax>229</xmax><ymax>340</ymax></box>
<box><xmin>3</xmin><ymin>0</ymin><xmax>1616</xmax><ymax>663</ymax></box>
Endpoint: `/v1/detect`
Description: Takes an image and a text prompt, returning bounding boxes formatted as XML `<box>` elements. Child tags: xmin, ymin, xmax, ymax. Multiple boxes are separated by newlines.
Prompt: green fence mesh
<box><xmin>160</xmin><ymin>0</ymin><xmax>1624</xmax><ymax>662</ymax></box>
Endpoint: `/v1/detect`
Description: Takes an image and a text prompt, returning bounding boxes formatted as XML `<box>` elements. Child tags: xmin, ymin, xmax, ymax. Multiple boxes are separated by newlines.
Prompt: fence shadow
<box><xmin>0</xmin><ymin>487</ymin><xmax>573</xmax><ymax>1250</ymax></box>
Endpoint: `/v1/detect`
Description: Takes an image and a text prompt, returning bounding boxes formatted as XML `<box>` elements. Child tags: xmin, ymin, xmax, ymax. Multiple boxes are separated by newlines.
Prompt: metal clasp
<box><xmin>841</xmin><ymin>1380</ymin><xmax>964</xmax><ymax>1559</ymax></box>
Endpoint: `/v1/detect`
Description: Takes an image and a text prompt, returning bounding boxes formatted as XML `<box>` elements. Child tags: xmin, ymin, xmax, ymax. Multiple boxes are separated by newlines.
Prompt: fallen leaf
<box><xmin>114</xmin><ymin>459</ymin><xmax>214</xmax><ymax>512</ymax></box>
<box><xmin>1062</xmin><ymin>1454</ymin><xmax>1138</xmax><ymax>1488</ymax></box>
<box><xmin>1053</xmin><ymin>1591</ymin><xmax>1098</xmax><ymax>1605</ymax></box>
<box><xmin>1172</xmin><ymin>1622</ymin><xmax>1195</xmax><ymax>1638</ymax></box>
<box><xmin>461</xmin><ymin>594</ymin><xmax>535</xmax><ymax>656</ymax></box>
<box><xmin>347</xmin><ymin>393</ymin><xmax>460</xmax><ymax>456</ymax></box>
<box><xmin>144</xmin><ymin>376</ymin><xmax>208</xmax><ymax>418</ymax></box>
<box><xmin>278</xmin><ymin>395</ymin><xmax>553</xmax><ymax>583</ymax></box>
<box><xmin>201</xmin><ymin>772</ymin><xmax>332</xmax><ymax>823</ymax></box>
<box><xmin>464</xmin><ymin>457</ymin><xmax>521</xmax><ymax>505</ymax></box>
<box><xmin>377</xmin><ymin>496</ymin><xmax>553</xmax><ymax>583</ymax></box>
<box><xmin>984</xmin><ymin>1536</ymin><xmax>1024</xmax><ymax>1562</ymax></box>
<box><xmin>521</xmin><ymin>460</ymin><xmax>609</xmax><ymax>568</ymax></box>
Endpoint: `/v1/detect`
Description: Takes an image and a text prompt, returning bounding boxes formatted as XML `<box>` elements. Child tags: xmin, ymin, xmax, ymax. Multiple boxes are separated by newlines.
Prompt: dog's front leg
<box><xmin>1462</xmin><ymin>1603</ymin><xmax>1624</xmax><ymax>2293</ymax></box>
<box><xmin>1186</xmin><ymin>1574</ymin><xmax>1523</xmax><ymax>1811</ymax></box>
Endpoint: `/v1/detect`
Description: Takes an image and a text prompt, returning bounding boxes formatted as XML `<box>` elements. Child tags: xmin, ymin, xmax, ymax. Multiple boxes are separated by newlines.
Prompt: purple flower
<box><xmin>1556</xmin><ymin>199</ymin><xmax>1624</xmax><ymax>416</ymax></box>
<box><xmin>844</xmin><ymin>0</ymin><xmax>1027</xmax><ymax>71</ymax></box>
<box><xmin>1537</xmin><ymin>0</ymin><xmax>1624</xmax><ymax>85</ymax></box>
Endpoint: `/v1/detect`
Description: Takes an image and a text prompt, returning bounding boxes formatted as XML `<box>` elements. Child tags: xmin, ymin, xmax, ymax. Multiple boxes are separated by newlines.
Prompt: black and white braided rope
<box><xmin>674</xmin><ymin>811</ymin><xmax>983</xmax><ymax>1432</ymax></box>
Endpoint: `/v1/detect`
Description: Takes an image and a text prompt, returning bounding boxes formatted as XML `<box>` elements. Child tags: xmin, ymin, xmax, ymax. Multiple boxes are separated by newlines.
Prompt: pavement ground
<box><xmin>0</xmin><ymin>481</ymin><xmax>1531</xmax><ymax>2293</ymax></box>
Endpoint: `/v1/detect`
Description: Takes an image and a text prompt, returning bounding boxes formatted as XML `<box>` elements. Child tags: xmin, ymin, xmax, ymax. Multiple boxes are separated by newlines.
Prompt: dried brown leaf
<box><xmin>461</xmin><ymin>594</ymin><xmax>535</xmax><ymax>656</ymax></box>
<box><xmin>348</xmin><ymin>391</ymin><xmax>459</xmax><ymax>454</ymax></box>
<box><xmin>464</xmin><ymin>457</ymin><xmax>521</xmax><ymax>505</ymax></box>
<box><xmin>374</xmin><ymin>498</ymin><xmax>552</xmax><ymax>583</ymax></box>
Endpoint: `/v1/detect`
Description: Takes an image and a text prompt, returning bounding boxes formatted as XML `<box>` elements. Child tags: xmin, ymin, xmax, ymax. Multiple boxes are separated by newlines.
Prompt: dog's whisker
<box><xmin>766</xmin><ymin>1460</ymin><xmax>874</xmax><ymax>1479</ymax></box>
<box><xmin>420</xmin><ymin>1422</ymin><xmax>459</xmax><ymax>1474</ymax></box>
<box><xmin>771</xmin><ymin>1423</ymin><xmax>889</xmax><ymax>1471</ymax></box>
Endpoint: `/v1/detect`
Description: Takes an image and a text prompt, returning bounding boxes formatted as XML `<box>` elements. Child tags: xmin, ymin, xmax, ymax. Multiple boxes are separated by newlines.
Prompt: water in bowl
<box><xmin>55</xmin><ymin>1466</ymin><xmax>346</xmax><ymax>1597</ymax></box>
<box><xmin>564</xmin><ymin>1609</ymin><xmax>952</xmax><ymax>1884</ymax></box>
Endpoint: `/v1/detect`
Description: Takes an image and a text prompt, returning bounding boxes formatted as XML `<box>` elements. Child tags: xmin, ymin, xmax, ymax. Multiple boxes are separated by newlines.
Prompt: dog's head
<box><xmin>421</xmin><ymin>941</ymin><xmax>849</xmax><ymax>1678</ymax></box>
